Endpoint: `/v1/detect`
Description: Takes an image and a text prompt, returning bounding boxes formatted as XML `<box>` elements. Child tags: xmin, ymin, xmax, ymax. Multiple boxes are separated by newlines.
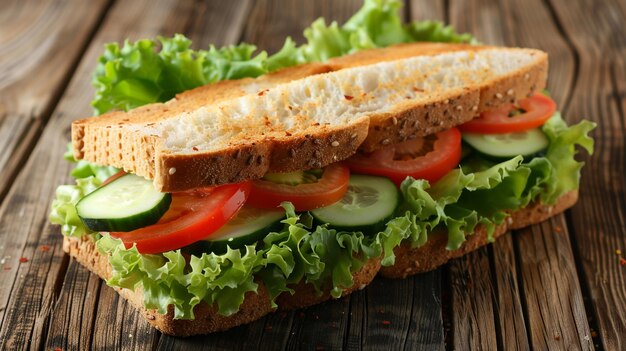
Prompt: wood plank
<box><xmin>243</xmin><ymin>0</ymin><xmax>362</xmax><ymax>54</ymax></box>
<box><xmin>362</xmin><ymin>277</ymin><xmax>415</xmax><ymax>349</ymax></box>
<box><xmin>409</xmin><ymin>0</ymin><xmax>447</xmax><ymax>23</ymax></box>
<box><xmin>91</xmin><ymin>280</ymin><xmax>159</xmax><ymax>351</ymax></box>
<box><xmin>546</xmin><ymin>0</ymin><xmax>626</xmax><ymax>349</ymax></box>
<box><xmin>286</xmin><ymin>297</ymin><xmax>352</xmax><ymax>350</ymax></box>
<box><xmin>448</xmin><ymin>247</ymin><xmax>498</xmax><ymax>350</ymax></box>
<box><xmin>491</xmin><ymin>236</ymin><xmax>530</xmax><ymax>351</ymax></box>
<box><xmin>515</xmin><ymin>217</ymin><xmax>593</xmax><ymax>349</ymax></box>
<box><xmin>0</xmin><ymin>0</ymin><xmax>110</xmax><ymax>327</ymax></box>
<box><xmin>157</xmin><ymin>310</ymin><xmax>267</xmax><ymax>350</ymax></box>
<box><xmin>0</xmin><ymin>0</ymin><xmax>253</xmax><ymax>349</ymax></box>
<box><xmin>0</xmin><ymin>221</ymin><xmax>70</xmax><ymax>350</ymax></box>
<box><xmin>0</xmin><ymin>0</ymin><xmax>110</xmax><ymax>202</ymax></box>
<box><xmin>403</xmin><ymin>272</ymin><xmax>445</xmax><ymax>350</ymax></box>
<box><xmin>256</xmin><ymin>310</ymin><xmax>295</xmax><ymax>349</ymax></box>
<box><xmin>45</xmin><ymin>261</ymin><xmax>101</xmax><ymax>351</ymax></box>
<box><xmin>360</xmin><ymin>274</ymin><xmax>445</xmax><ymax>350</ymax></box>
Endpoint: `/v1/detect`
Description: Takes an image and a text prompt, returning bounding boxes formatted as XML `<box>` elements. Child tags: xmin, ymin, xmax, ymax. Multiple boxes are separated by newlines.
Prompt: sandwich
<box><xmin>49</xmin><ymin>0</ymin><xmax>595</xmax><ymax>337</ymax></box>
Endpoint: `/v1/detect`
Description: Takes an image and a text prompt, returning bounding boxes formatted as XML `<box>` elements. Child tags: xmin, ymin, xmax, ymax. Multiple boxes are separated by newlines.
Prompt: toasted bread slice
<box><xmin>72</xmin><ymin>43</ymin><xmax>547</xmax><ymax>192</ymax></box>
<box><xmin>62</xmin><ymin>192</ymin><xmax>576</xmax><ymax>336</ymax></box>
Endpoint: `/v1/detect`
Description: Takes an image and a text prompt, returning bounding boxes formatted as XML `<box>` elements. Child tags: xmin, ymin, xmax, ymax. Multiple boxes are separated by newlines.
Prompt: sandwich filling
<box><xmin>50</xmin><ymin>0</ymin><xmax>595</xmax><ymax>320</ymax></box>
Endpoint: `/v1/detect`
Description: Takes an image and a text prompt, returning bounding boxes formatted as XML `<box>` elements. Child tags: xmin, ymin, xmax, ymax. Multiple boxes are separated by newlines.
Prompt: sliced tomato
<box><xmin>111</xmin><ymin>182</ymin><xmax>251</xmax><ymax>254</ymax></box>
<box><xmin>459</xmin><ymin>93</ymin><xmax>556</xmax><ymax>134</ymax></box>
<box><xmin>248</xmin><ymin>163</ymin><xmax>350</xmax><ymax>211</ymax></box>
<box><xmin>347</xmin><ymin>128</ymin><xmax>462</xmax><ymax>186</ymax></box>
<box><xmin>100</xmin><ymin>170</ymin><xmax>126</xmax><ymax>187</ymax></box>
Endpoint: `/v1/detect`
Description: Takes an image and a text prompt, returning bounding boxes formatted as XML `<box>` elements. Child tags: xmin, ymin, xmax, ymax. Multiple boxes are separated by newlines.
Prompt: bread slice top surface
<box><xmin>72</xmin><ymin>43</ymin><xmax>548</xmax><ymax>191</ymax></box>
<box><xmin>146</xmin><ymin>48</ymin><xmax>541</xmax><ymax>153</ymax></box>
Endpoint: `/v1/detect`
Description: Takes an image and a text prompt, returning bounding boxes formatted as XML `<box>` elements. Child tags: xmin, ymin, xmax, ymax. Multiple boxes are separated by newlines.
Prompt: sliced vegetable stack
<box><xmin>74</xmin><ymin>92</ymin><xmax>572</xmax><ymax>256</ymax></box>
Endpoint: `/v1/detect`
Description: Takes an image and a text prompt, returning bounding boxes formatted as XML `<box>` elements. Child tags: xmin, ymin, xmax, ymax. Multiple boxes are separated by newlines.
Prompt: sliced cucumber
<box><xmin>311</xmin><ymin>175</ymin><xmax>399</xmax><ymax>234</ymax></box>
<box><xmin>462</xmin><ymin>128</ymin><xmax>549</xmax><ymax>160</ymax></box>
<box><xmin>185</xmin><ymin>206</ymin><xmax>285</xmax><ymax>254</ymax></box>
<box><xmin>76</xmin><ymin>174</ymin><xmax>171</xmax><ymax>232</ymax></box>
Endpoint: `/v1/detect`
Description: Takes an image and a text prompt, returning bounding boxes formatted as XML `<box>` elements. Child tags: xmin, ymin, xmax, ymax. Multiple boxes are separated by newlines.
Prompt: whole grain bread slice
<box><xmin>72</xmin><ymin>43</ymin><xmax>547</xmax><ymax>192</ymax></box>
<box><xmin>62</xmin><ymin>191</ymin><xmax>576</xmax><ymax>336</ymax></box>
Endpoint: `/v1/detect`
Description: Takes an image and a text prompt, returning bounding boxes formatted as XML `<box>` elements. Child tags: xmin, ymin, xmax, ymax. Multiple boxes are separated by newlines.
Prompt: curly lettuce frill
<box><xmin>95</xmin><ymin>201</ymin><xmax>410</xmax><ymax>318</ymax></box>
<box><xmin>97</xmin><ymin>236</ymin><xmax>263</xmax><ymax>319</ymax></box>
<box><xmin>90</xmin><ymin>0</ymin><xmax>474</xmax><ymax>115</ymax></box>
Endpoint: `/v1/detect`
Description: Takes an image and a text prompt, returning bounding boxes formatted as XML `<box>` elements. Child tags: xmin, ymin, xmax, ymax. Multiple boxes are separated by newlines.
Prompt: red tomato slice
<box><xmin>101</xmin><ymin>170</ymin><xmax>126</xmax><ymax>187</ymax></box>
<box><xmin>459</xmin><ymin>93</ymin><xmax>557</xmax><ymax>134</ymax></box>
<box><xmin>248</xmin><ymin>163</ymin><xmax>350</xmax><ymax>211</ymax></box>
<box><xmin>111</xmin><ymin>182</ymin><xmax>251</xmax><ymax>254</ymax></box>
<box><xmin>347</xmin><ymin>128</ymin><xmax>462</xmax><ymax>186</ymax></box>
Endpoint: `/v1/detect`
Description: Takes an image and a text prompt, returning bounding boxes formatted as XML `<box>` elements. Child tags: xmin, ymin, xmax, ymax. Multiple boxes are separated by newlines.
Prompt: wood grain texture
<box><xmin>243</xmin><ymin>0</ymin><xmax>362</xmax><ymax>53</ymax></box>
<box><xmin>362</xmin><ymin>274</ymin><xmax>445</xmax><ymax>351</ymax></box>
<box><xmin>0</xmin><ymin>0</ymin><xmax>110</xmax><ymax>201</ymax></box>
<box><xmin>491</xmin><ymin>236</ymin><xmax>530</xmax><ymax>351</ymax></box>
<box><xmin>515</xmin><ymin>217</ymin><xmax>593</xmax><ymax>350</ymax></box>
<box><xmin>91</xmin><ymin>280</ymin><xmax>159</xmax><ymax>351</ymax></box>
<box><xmin>547</xmin><ymin>0</ymin><xmax>626</xmax><ymax>349</ymax></box>
<box><xmin>449</xmin><ymin>247</ymin><xmax>498</xmax><ymax>351</ymax></box>
<box><xmin>45</xmin><ymin>261</ymin><xmax>101</xmax><ymax>351</ymax></box>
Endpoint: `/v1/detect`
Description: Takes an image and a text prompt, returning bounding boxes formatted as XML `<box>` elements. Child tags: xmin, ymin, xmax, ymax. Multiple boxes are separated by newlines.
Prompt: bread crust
<box><xmin>72</xmin><ymin>43</ymin><xmax>548</xmax><ymax>192</ymax></box>
<box><xmin>378</xmin><ymin>190</ymin><xmax>578</xmax><ymax>279</ymax></box>
<box><xmin>274</xmin><ymin>257</ymin><xmax>381</xmax><ymax>310</ymax></box>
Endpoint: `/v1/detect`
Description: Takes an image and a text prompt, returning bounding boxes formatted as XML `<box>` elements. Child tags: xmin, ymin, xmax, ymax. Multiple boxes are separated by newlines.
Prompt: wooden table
<box><xmin>0</xmin><ymin>0</ymin><xmax>624</xmax><ymax>349</ymax></box>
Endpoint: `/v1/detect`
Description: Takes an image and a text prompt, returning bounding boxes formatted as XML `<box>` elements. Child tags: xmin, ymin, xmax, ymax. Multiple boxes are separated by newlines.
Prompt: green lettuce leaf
<box><xmin>540</xmin><ymin>112</ymin><xmax>595</xmax><ymax>203</ymax></box>
<box><xmin>92</xmin><ymin>35</ymin><xmax>269</xmax><ymax>115</ymax></box>
<box><xmin>97</xmin><ymin>235</ymin><xmax>265</xmax><ymax>318</ymax></box>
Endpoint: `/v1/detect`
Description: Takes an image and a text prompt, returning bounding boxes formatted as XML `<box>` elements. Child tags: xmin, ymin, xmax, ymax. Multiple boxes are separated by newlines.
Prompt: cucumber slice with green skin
<box><xmin>311</xmin><ymin>175</ymin><xmax>399</xmax><ymax>234</ymax></box>
<box><xmin>185</xmin><ymin>206</ymin><xmax>285</xmax><ymax>254</ymax></box>
<box><xmin>462</xmin><ymin>128</ymin><xmax>549</xmax><ymax>160</ymax></box>
<box><xmin>76</xmin><ymin>174</ymin><xmax>171</xmax><ymax>232</ymax></box>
